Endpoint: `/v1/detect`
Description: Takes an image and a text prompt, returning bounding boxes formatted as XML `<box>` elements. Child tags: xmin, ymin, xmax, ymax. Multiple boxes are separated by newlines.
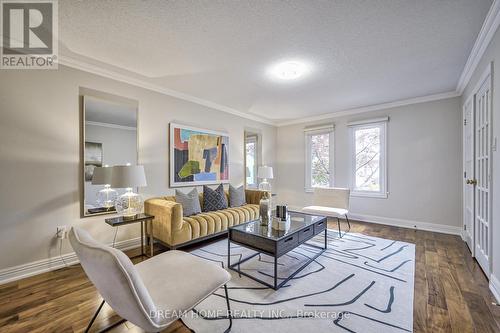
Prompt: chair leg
<box><xmin>85</xmin><ymin>300</ymin><xmax>105</xmax><ymax>333</ymax></box>
<box><xmin>223</xmin><ymin>284</ymin><xmax>232</xmax><ymax>333</ymax></box>
<box><xmin>345</xmin><ymin>214</ymin><xmax>351</xmax><ymax>230</ymax></box>
<box><xmin>337</xmin><ymin>217</ymin><xmax>342</xmax><ymax>238</ymax></box>
<box><xmin>85</xmin><ymin>299</ymin><xmax>127</xmax><ymax>333</ymax></box>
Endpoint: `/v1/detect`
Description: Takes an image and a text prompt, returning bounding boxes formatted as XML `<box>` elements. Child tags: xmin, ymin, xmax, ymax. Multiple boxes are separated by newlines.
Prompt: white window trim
<box><xmin>245</xmin><ymin>135</ymin><xmax>259</xmax><ymax>189</ymax></box>
<box><xmin>348</xmin><ymin>119</ymin><xmax>388</xmax><ymax>199</ymax></box>
<box><xmin>305</xmin><ymin>126</ymin><xmax>335</xmax><ymax>192</ymax></box>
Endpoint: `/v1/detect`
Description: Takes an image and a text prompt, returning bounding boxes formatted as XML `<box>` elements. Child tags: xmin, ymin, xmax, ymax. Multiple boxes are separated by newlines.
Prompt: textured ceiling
<box><xmin>60</xmin><ymin>0</ymin><xmax>492</xmax><ymax>123</ymax></box>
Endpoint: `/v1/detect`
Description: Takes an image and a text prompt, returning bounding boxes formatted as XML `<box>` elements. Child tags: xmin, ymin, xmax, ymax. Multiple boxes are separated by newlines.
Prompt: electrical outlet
<box><xmin>56</xmin><ymin>226</ymin><xmax>67</xmax><ymax>239</ymax></box>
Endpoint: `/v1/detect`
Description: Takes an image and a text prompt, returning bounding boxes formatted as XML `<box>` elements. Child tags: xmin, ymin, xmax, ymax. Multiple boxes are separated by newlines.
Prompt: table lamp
<box><xmin>91</xmin><ymin>165</ymin><xmax>117</xmax><ymax>209</ymax></box>
<box><xmin>111</xmin><ymin>164</ymin><xmax>147</xmax><ymax>218</ymax></box>
<box><xmin>258</xmin><ymin>166</ymin><xmax>273</xmax><ymax>192</ymax></box>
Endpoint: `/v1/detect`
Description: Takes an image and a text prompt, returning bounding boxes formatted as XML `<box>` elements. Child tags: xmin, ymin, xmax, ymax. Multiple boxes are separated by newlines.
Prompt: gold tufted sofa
<box><xmin>145</xmin><ymin>189</ymin><xmax>266</xmax><ymax>249</ymax></box>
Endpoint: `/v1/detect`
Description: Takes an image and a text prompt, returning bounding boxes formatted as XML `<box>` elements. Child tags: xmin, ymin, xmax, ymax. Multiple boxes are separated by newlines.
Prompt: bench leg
<box><xmin>345</xmin><ymin>214</ymin><xmax>351</xmax><ymax>231</ymax></box>
<box><xmin>337</xmin><ymin>217</ymin><xmax>342</xmax><ymax>238</ymax></box>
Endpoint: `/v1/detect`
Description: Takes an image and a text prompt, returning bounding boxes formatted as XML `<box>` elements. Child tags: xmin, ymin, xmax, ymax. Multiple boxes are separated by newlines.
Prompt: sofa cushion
<box><xmin>183</xmin><ymin>204</ymin><xmax>259</xmax><ymax>239</ymax></box>
<box><xmin>203</xmin><ymin>184</ymin><xmax>228</xmax><ymax>212</ymax></box>
<box><xmin>175</xmin><ymin>188</ymin><xmax>201</xmax><ymax>216</ymax></box>
<box><xmin>229</xmin><ymin>184</ymin><xmax>246</xmax><ymax>207</ymax></box>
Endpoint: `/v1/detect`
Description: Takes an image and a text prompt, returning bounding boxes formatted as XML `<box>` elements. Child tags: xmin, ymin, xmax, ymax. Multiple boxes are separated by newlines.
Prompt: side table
<box><xmin>105</xmin><ymin>213</ymin><xmax>155</xmax><ymax>258</ymax></box>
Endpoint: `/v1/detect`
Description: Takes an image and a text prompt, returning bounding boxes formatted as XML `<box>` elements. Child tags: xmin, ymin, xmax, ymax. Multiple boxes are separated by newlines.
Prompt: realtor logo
<box><xmin>1</xmin><ymin>0</ymin><xmax>58</xmax><ymax>69</ymax></box>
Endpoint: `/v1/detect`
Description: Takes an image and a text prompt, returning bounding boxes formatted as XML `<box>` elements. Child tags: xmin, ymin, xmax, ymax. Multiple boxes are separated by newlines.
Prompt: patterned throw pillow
<box><xmin>175</xmin><ymin>188</ymin><xmax>201</xmax><ymax>216</ymax></box>
<box><xmin>203</xmin><ymin>184</ymin><xmax>228</xmax><ymax>212</ymax></box>
<box><xmin>229</xmin><ymin>184</ymin><xmax>246</xmax><ymax>207</ymax></box>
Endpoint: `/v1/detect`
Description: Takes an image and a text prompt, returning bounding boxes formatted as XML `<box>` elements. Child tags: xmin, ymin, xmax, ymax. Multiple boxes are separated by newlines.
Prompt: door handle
<box><xmin>466</xmin><ymin>179</ymin><xmax>478</xmax><ymax>185</ymax></box>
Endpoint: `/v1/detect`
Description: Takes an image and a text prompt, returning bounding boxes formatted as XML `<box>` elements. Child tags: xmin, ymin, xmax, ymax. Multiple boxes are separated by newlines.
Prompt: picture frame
<box><xmin>169</xmin><ymin>123</ymin><xmax>230</xmax><ymax>187</ymax></box>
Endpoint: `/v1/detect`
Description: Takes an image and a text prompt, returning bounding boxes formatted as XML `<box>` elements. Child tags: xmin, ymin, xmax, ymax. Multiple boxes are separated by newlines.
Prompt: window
<box><xmin>349</xmin><ymin>118</ymin><xmax>387</xmax><ymax>198</ymax></box>
<box><xmin>305</xmin><ymin>126</ymin><xmax>334</xmax><ymax>191</ymax></box>
<box><xmin>245</xmin><ymin>135</ymin><xmax>258</xmax><ymax>188</ymax></box>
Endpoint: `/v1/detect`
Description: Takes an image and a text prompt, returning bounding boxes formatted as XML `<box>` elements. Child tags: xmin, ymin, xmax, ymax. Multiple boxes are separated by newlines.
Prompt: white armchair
<box><xmin>302</xmin><ymin>187</ymin><xmax>351</xmax><ymax>237</ymax></box>
<box><xmin>69</xmin><ymin>226</ymin><xmax>232</xmax><ymax>333</ymax></box>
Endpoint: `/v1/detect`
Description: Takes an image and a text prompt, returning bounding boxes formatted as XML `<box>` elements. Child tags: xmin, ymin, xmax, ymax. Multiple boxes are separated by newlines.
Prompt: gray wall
<box><xmin>275</xmin><ymin>97</ymin><xmax>462</xmax><ymax>229</ymax></box>
<box><xmin>462</xmin><ymin>25</ymin><xmax>500</xmax><ymax>289</ymax></box>
<box><xmin>0</xmin><ymin>65</ymin><xmax>276</xmax><ymax>270</ymax></box>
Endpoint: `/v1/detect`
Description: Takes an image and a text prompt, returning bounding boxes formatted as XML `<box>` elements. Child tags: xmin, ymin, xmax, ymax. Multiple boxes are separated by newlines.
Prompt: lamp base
<box><xmin>115</xmin><ymin>189</ymin><xmax>143</xmax><ymax>217</ymax></box>
<box><xmin>258</xmin><ymin>179</ymin><xmax>271</xmax><ymax>192</ymax></box>
<box><xmin>97</xmin><ymin>186</ymin><xmax>118</xmax><ymax>209</ymax></box>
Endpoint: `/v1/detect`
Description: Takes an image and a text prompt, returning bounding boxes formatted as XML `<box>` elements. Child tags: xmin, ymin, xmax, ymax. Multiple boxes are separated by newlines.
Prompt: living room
<box><xmin>1</xmin><ymin>0</ymin><xmax>500</xmax><ymax>332</ymax></box>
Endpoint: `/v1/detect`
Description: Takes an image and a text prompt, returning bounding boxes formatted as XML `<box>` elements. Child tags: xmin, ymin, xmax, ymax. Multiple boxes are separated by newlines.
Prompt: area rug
<box><xmin>182</xmin><ymin>229</ymin><xmax>415</xmax><ymax>333</ymax></box>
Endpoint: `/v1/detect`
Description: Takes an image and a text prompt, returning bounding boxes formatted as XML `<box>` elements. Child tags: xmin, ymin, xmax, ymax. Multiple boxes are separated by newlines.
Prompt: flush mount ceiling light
<box><xmin>268</xmin><ymin>61</ymin><xmax>310</xmax><ymax>81</ymax></box>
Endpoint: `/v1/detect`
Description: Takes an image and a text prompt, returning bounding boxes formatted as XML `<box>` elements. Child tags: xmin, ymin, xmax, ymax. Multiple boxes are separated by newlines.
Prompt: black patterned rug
<box><xmin>183</xmin><ymin>229</ymin><xmax>415</xmax><ymax>333</ymax></box>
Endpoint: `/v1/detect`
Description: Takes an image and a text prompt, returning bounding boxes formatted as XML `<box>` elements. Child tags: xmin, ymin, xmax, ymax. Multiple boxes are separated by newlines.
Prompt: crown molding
<box><xmin>85</xmin><ymin>121</ymin><xmax>137</xmax><ymax>131</ymax></box>
<box><xmin>61</xmin><ymin>55</ymin><xmax>459</xmax><ymax>129</ymax></box>
<box><xmin>456</xmin><ymin>0</ymin><xmax>500</xmax><ymax>94</ymax></box>
<box><xmin>58</xmin><ymin>55</ymin><xmax>275</xmax><ymax>126</ymax></box>
<box><xmin>277</xmin><ymin>91</ymin><xmax>459</xmax><ymax>127</ymax></box>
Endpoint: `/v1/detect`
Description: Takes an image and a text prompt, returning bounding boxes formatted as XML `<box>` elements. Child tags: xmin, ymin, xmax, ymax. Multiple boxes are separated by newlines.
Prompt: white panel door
<box><xmin>463</xmin><ymin>97</ymin><xmax>475</xmax><ymax>253</ymax></box>
<box><xmin>474</xmin><ymin>73</ymin><xmax>492</xmax><ymax>276</ymax></box>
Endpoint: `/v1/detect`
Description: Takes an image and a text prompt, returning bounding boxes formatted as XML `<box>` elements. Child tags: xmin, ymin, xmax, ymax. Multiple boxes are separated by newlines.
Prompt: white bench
<box><xmin>302</xmin><ymin>187</ymin><xmax>351</xmax><ymax>237</ymax></box>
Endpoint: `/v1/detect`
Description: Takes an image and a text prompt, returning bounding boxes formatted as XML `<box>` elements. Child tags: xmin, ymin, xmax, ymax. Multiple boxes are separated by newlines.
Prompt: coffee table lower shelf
<box><xmin>227</xmin><ymin>228</ymin><xmax>327</xmax><ymax>290</ymax></box>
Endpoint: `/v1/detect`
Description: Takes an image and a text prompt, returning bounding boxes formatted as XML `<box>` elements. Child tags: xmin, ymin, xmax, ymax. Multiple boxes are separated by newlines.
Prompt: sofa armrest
<box><xmin>245</xmin><ymin>189</ymin><xmax>268</xmax><ymax>205</ymax></box>
<box><xmin>144</xmin><ymin>198</ymin><xmax>183</xmax><ymax>244</ymax></box>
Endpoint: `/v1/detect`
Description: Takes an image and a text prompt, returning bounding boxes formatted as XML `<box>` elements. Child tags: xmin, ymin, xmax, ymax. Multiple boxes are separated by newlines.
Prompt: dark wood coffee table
<box><xmin>228</xmin><ymin>211</ymin><xmax>327</xmax><ymax>290</ymax></box>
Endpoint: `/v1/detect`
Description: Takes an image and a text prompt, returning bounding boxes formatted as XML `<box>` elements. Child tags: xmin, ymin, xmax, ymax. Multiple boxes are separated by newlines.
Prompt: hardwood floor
<box><xmin>1</xmin><ymin>219</ymin><xmax>500</xmax><ymax>332</ymax></box>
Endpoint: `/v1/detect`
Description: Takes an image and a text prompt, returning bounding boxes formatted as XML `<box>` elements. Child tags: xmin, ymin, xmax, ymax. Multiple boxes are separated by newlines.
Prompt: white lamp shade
<box><xmin>91</xmin><ymin>166</ymin><xmax>113</xmax><ymax>185</ymax></box>
<box><xmin>258</xmin><ymin>166</ymin><xmax>274</xmax><ymax>179</ymax></box>
<box><xmin>111</xmin><ymin>165</ymin><xmax>147</xmax><ymax>188</ymax></box>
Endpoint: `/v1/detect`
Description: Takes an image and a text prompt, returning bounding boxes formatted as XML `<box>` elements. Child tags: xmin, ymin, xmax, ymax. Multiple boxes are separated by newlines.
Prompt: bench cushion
<box><xmin>302</xmin><ymin>205</ymin><xmax>348</xmax><ymax>218</ymax></box>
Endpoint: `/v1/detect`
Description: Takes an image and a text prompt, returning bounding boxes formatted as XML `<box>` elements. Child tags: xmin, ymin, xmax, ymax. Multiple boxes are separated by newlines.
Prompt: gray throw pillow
<box><xmin>175</xmin><ymin>188</ymin><xmax>201</xmax><ymax>216</ymax></box>
<box><xmin>203</xmin><ymin>184</ymin><xmax>228</xmax><ymax>212</ymax></box>
<box><xmin>229</xmin><ymin>184</ymin><xmax>246</xmax><ymax>207</ymax></box>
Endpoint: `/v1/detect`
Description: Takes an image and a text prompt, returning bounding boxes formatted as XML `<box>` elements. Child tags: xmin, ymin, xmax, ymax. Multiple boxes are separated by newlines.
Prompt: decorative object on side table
<box><xmin>92</xmin><ymin>165</ymin><xmax>117</xmax><ymax>210</ymax></box>
<box><xmin>111</xmin><ymin>164</ymin><xmax>147</xmax><ymax>218</ymax></box>
<box><xmin>257</xmin><ymin>165</ymin><xmax>273</xmax><ymax>192</ymax></box>
<box><xmin>105</xmin><ymin>213</ymin><xmax>155</xmax><ymax>257</ymax></box>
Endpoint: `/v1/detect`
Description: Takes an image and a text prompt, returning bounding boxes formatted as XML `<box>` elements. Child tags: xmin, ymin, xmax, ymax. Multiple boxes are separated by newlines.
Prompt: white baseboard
<box><xmin>347</xmin><ymin>213</ymin><xmax>463</xmax><ymax>235</ymax></box>
<box><xmin>0</xmin><ymin>237</ymin><xmax>141</xmax><ymax>285</ymax></box>
<box><xmin>289</xmin><ymin>206</ymin><xmax>462</xmax><ymax>236</ymax></box>
<box><xmin>490</xmin><ymin>274</ymin><xmax>500</xmax><ymax>303</ymax></box>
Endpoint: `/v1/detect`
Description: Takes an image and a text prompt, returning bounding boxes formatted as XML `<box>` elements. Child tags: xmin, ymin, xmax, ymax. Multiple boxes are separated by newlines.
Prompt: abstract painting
<box><xmin>84</xmin><ymin>142</ymin><xmax>103</xmax><ymax>182</ymax></box>
<box><xmin>170</xmin><ymin>123</ymin><xmax>229</xmax><ymax>187</ymax></box>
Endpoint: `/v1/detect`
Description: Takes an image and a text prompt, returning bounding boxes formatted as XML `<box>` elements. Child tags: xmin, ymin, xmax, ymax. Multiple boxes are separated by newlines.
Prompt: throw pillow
<box><xmin>175</xmin><ymin>188</ymin><xmax>201</xmax><ymax>216</ymax></box>
<box><xmin>229</xmin><ymin>184</ymin><xmax>246</xmax><ymax>207</ymax></box>
<box><xmin>203</xmin><ymin>184</ymin><xmax>228</xmax><ymax>212</ymax></box>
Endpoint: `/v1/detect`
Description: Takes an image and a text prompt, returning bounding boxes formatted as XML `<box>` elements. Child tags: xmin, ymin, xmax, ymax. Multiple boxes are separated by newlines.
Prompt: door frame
<box><xmin>462</xmin><ymin>93</ymin><xmax>475</xmax><ymax>256</ymax></box>
<box><xmin>470</xmin><ymin>62</ymin><xmax>494</xmax><ymax>277</ymax></box>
